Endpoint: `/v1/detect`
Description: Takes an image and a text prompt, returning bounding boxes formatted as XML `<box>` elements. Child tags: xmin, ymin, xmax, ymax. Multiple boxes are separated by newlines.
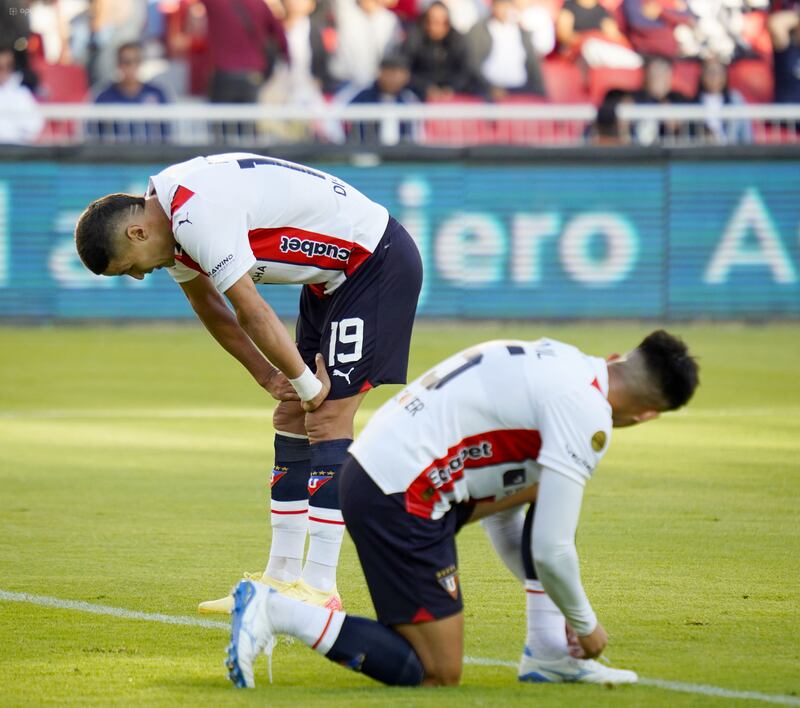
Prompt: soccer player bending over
<box><xmin>74</xmin><ymin>153</ymin><xmax>422</xmax><ymax>612</ymax></box>
<box><xmin>225</xmin><ymin>331</ymin><xmax>699</xmax><ymax>687</ymax></box>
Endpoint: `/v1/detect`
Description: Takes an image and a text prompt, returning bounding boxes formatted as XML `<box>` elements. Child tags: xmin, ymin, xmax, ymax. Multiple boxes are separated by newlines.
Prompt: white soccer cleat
<box><xmin>518</xmin><ymin>646</ymin><xmax>638</xmax><ymax>685</ymax></box>
<box><xmin>225</xmin><ymin>580</ymin><xmax>277</xmax><ymax>688</ymax></box>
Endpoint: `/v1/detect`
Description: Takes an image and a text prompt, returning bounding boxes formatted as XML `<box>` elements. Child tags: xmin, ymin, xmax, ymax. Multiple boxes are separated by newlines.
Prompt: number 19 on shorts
<box><xmin>328</xmin><ymin>318</ymin><xmax>364</xmax><ymax>366</ymax></box>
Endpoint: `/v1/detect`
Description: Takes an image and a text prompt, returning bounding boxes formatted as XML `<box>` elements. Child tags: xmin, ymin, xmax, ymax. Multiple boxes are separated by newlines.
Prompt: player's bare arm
<box><xmin>468</xmin><ymin>483</ymin><xmax>539</xmax><ymax>523</ymax></box>
<box><xmin>180</xmin><ymin>274</ymin><xmax>299</xmax><ymax>402</ymax></box>
<box><xmin>224</xmin><ymin>273</ymin><xmax>330</xmax><ymax>412</ymax></box>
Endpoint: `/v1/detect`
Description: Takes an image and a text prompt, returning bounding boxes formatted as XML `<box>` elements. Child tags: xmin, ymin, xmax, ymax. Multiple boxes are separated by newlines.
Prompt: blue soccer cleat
<box><xmin>518</xmin><ymin>646</ymin><xmax>638</xmax><ymax>685</ymax></box>
<box><xmin>225</xmin><ymin>580</ymin><xmax>276</xmax><ymax>688</ymax></box>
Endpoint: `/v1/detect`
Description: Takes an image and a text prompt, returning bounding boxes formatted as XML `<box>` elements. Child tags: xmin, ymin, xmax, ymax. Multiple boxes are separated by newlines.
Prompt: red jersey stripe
<box><xmin>405</xmin><ymin>429</ymin><xmax>542</xmax><ymax>518</ymax></box>
<box><xmin>248</xmin><ymin>226</ymin><xmax>373</xmax><ymax>276</ymax></box>
<box><xmin>170</xmin><ymin>185</ymin><xmax>195</xmax><ymax>215</ymax></box>
<box><xmin>174</xmin><ymin>250</ymin><xmax>204</xmax><ymax>274</ymax></box>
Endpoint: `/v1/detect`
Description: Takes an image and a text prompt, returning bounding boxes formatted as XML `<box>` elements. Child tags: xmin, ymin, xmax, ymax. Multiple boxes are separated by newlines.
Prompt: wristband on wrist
<box><xmin>289</xmin><ymin>366</ymin><xmax>323</xmax><ymax>402</ymax></box>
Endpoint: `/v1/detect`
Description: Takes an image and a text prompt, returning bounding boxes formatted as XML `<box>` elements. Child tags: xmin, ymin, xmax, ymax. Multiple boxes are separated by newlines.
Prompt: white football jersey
<box><xmin>349</xmin><ymin>339</ymin><xmax>612</xmax><ymax>520</ymax></box>
<box><xmin>147</xmin><ymin>153</ymin><xmax>389</xmax><ymax>294</ymax></box>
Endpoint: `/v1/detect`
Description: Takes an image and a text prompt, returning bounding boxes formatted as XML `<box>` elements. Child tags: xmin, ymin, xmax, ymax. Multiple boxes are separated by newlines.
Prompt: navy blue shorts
<box><xmin>296</xmin><ymin>217</ymin><xmax>422</xmax><ymax>400</ymax></box>
<box><xmin>339</xmin><ymin>455</ymin><xmax>474</xmax><ymax>626</ymax></box>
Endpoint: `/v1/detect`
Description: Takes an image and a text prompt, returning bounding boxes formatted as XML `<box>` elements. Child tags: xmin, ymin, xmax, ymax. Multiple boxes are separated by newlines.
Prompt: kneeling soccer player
<box><xmin>225</xmin><ymin>331</ymin><xmax>699</xmax><ymax>688</ymax></box>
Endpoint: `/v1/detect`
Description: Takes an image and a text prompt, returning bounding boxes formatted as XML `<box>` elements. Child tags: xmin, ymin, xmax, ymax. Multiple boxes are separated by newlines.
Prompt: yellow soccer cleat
<box><xmin>197</xmin><ymin>572</ymin><xmax>292</xmax><ymax>615</ymax></box>
<box><xmin>282</xmin><ymin>578</ymin><xmax>343</xmax><ymax>611</ymax></box>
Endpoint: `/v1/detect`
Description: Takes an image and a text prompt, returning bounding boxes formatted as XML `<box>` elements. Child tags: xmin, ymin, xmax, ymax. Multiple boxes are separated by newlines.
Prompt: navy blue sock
<box><xmin>307</xmin><ymin>438</ymin><xmax>352</xmax><ymax>509</ymax></box>
<box><xmin>326</xmin><ymin>616</ymin><xmax>425</xmax><ymax>686</ymax></box>
<box><xmin>271</xmin><ymin>433</ymin><xmax>311</xmax><ymax>503</ymax></box>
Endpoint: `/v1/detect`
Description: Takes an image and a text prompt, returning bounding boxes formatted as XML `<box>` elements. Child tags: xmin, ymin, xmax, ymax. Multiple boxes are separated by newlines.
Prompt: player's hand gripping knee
<box><xmin>575</xmin><ymin>622</ymin><xmax>608</xmax><ymax>659</ymax></box>
<box><xmin>301</xmin><ymin>354</ymin><xmax>330</xmax><ymax>413</ymax></box>
<box><xmin>264</xmin><ymin>368</ymin><xmax>301</xmax><ymax>402</ymax></box>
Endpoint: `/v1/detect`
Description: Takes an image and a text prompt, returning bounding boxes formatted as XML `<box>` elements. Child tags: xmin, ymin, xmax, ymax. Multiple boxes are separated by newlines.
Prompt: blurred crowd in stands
<box><xmin>0</xmin><ymin>0</ymin><xmax>799</xmax><ymax>145</ymax></box>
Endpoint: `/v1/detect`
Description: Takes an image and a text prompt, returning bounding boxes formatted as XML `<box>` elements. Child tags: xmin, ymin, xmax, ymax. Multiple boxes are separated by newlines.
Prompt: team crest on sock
<box><xmin>270</xmin><ymin>465</ymin><xmax>289</xmax><ymax>487</ymax></box>
<box><xmin>436</xmin><ymin>564</ymin><xmax>459</xmax><ymax>600</ymax></box>
<box><xmin>308</xmin><ymin>470</ymin><xmax>335</xmax><ymax>496</ymax></box>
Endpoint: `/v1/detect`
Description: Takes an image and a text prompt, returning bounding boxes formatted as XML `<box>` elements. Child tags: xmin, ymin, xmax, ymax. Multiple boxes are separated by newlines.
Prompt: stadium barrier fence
<box><xmin>9</xmin><ymin>102</ymin><xmax>800</xmax><ymax>148</ymax></box>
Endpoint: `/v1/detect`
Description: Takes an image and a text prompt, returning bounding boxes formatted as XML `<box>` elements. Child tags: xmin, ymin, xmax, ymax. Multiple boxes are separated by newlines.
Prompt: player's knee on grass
<box><xmin>395</xmin><ymin>614</ymin><xmax>464</xmax><ymax>687</ymax></box>
<box><xmin>423</xmin><ymin>661</ymin><xmax>462</xmax><ymax>687</ymax></box>
<box><xmin>273</xmin><ymin>401</ymin><xmax>306</xmax><ymax>437</ymax></box>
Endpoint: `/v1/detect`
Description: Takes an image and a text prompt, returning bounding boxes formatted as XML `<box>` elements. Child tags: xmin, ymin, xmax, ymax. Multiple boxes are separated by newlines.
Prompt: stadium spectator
<box><xmin>631</xmin><ymin>56</ymin><xmax>688</xmax><ymax>143</ymax></box>
<box><xmin>0</xmin><ymin>46</ymin><xmax>44</xmax><ymax>144</ymax></box>
<box><xmin>87</xmin><ymin>0</ymin><xmax>147</xmax><ymax>86</ymax></box>
<box><xmin>767</xmin><ymin>3</ymin><xmax>800</xmax><ymax>102</ymax></box>
<box><xmin>431</xmin><ymin>0</ymin><xmax>486</xmax><ymax>34</ymax></box>
<box><xmin>402</xmin><ymin>1</ymin><xmax>470</xmax><ymax>100</ymax></box>
<box><xmin>691</xmin><ymin>57</ymin><xmax>752</xmax><ymax>143</ymax></box>
<box><xmin>329</xmin><ymin>0</ymin><xmax>403</xmax><ymax>89</ymax></box>
<box><xmin>201</xmin><ymin>0</ymin><xmax>288</xmax><ymax>103</ymax></box>
<box><xmin>589</xmin><ymin>88</ymin><xmax>633</xmax><ymax>144</ymax></box>
<box><xmin>622</xmin><ymin>0</ymin><xmax>695</xmax><ymax>59</ymax></box>
<box><xmin>465</xmin><ymin>0</ymin><xmax>545</xmax><ymax>100</ymax></box>
<box><xmin>281</xmin><ymin>0</ymin><xmax>334</xmax><ymax>93</ymax></box>
<box><xmin>90</xmin><ymin>41</ymin><xmax>170</xmax><ymax>143</ymax></box>
<box><xmin>556</xmin><ymin>0</ymin><xmax>643</xmax><ymax>67</ymax></box>
<box><xmin>29</xmin><ymin>0</ymin><xmax>72</xmax><ymax>65</ymax></box>
<box><xmin>349</xmin><ymin>54</ymin><xmax>420</xmax><ymax>144</ymax></box>
<box><xmin>256</xmin><ymin>0</ymin><xmax>334</xmax><ymax>142</ymax></box>
<box><xmin>678</xmin><ymin>0</ymin><xmax>760</xmax><ymax>63</ymax></box>
<box><xmin>163</xmin><ymin>0</ymin><xmax>211</xmax><ymax>97</ymax></box>
<box><xmin>516</xmin><ymin>0</ymin><xmax>557</xmax><ymax>57</ymax></box>
<box><xmin>260</xmin><ymin>0</ymin><xmax>334</xmax><ymax>99</ymax></box>
<box><xmin>0</xmin><ymin>0</ymin><xmax>39</xmax><ymax>91</ymax></box>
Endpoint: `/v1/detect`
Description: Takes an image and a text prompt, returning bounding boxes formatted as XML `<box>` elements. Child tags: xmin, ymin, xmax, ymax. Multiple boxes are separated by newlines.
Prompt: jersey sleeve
<box><xmin>532</xmin><ymin>467</ymin><xmax>597</xmax><ymax>635</ymax></box>
<box><xmin>536</xmin><ymin>389</ymin><xmax>611</xmax><ymax>486</ymax></box>
<box><xmin>170</xmin><ymin>191</ymin><xmax>256</xmax><ymax>293</ymax></box>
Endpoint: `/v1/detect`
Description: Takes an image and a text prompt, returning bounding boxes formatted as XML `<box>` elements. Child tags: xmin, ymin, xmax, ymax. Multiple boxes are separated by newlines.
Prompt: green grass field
<box><xmin>1</xmin><ymin>322</ymin><xmax>799</xmax><ymax>707</ymax></box>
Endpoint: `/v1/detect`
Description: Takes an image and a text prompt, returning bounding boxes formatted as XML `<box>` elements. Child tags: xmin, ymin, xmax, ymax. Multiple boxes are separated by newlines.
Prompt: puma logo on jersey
<box><xmin>280</xmin><ymin>235</ymin><xmax>351</xmax><ymax>261</ymax></box>
<box><xmin>175</xmin><ymin>214</ymin><xmax>192</xmax><ymax>233</ymax></box>
<box><xmin>333</xmin><ymin>367</ymin><xmax>355</xmax><ymax>385</ymax></box>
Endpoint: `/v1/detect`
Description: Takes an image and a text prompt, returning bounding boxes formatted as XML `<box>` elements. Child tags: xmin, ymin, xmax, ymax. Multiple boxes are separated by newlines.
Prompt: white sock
<box><xmin>266</xmin><ymin>499</ymin><xmax>307</xmax><ymax>583</ymax></box>
<box><xmin>267</xmin><ymin>590</ymin><xmax>345</xmax><ymax>655</ymax></box>
<box><xmin>526</xmin><ymin>579</ymin><xmax>568</xmax><ymax>659</ymax></box>
<box><xmin>481</xmin><ymin>507</ymin><xmax>526</xmax><ymax>582</ymax></box>
<box><xmin>302</xmin><ymin>506</ymin><xmax>345</xmax><ymax>592</ymax></box>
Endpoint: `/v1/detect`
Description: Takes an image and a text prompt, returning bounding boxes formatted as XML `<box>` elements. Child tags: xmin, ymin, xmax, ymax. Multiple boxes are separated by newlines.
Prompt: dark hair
<box><xmin>74</xmin><ymin>193</ymin><xmax>144</xmax><ymax>274</ymax></box>
<box><xmin>425</xmin><ymin>1</ymin><xmax>450</xmax><ymax>14</ymax></box>
<box><xmin>380</xmin><ymin>53</ymin><xmax>410</xmax><ymax>70</ymax></box>
<box><xmin>638</xmin><ymin>330</ymin><xmax>699</xmax><ymax>411</ymax></box>
<box><xmin>644</xmin><ymin>55</ymin><xmax>673</xmax><ymax>71</ymax></box>
<box><xmin>117</xmin><ymin>41</ymin><xmax>143</xmax><ymax>62</ymax></box>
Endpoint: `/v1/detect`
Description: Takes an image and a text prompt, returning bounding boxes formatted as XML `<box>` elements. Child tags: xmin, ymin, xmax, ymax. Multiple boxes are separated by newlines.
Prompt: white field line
<box><xmin>1</xmin><ymin>590</ymin><xmax>798</xmax><ymax>706</ymax></box>
<box><xmin>1</xmin><ymin>407</ymin><xmax>799</xmax><ymax>421</ymax></box>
